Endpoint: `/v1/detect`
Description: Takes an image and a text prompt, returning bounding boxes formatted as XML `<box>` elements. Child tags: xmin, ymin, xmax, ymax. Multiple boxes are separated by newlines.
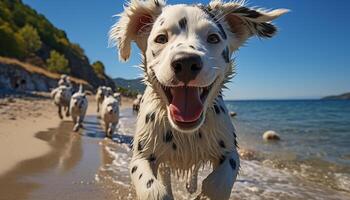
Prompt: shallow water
<box><xmin>0</xmin><ymin>120</ymin><xmax>115</xmax><ymax>200</ymax></box>
<box><xmin>98</xmin><ymin>107</ymin><xmax>350</xmax><ymax>200</ymax></box>
<box><xmin>227</xmin><ymin>100</ymin><xmax>350</xmax><ymax>199</ymax></box>
<box><xmin>1</xmin><ymin>103</ymin><xmax>349</xmax><ymax>199</ymax></box>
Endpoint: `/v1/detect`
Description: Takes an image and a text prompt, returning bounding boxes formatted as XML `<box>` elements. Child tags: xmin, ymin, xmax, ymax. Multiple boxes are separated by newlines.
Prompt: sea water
<box><xmin>97</xmin><ymin>100</ymin><xmax>350</xmax><ymax>199</ymax></box>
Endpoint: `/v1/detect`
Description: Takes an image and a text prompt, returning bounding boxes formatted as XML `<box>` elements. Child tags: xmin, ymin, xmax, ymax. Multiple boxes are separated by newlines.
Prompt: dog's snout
<box><xmin>171</xmin><ymin>53</ymin><xmax>202</xmax><ymax>84</ymax></box>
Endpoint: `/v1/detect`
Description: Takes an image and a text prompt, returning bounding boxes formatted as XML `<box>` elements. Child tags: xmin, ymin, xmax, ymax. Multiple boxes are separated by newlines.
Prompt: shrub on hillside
<box><xmin>0</xmin><ymin>23</ymin><xmax>25</xmax><ymax>58</ymax></box>
<box><xmin>92</xmin><ymin>61</ymin><xmax>105</xmax><ymax>76</ymax></box>
<box><xmin>18</xmin><ymin>24</ymin><xmax>42</xmax><ymax>55</ymax></box>
<box><xmin>46</xmin><ymin>50</ymin><xmax>70</xmax><ymax>74</ymax></box>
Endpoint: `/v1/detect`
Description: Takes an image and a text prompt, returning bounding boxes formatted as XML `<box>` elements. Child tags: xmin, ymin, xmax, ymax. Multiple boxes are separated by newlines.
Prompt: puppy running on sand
<box><xmin>51</xmin><ymin>85</ymin><xmax>72</xmax><ymax>119</ymax></box>
<box><xmin>70</xmin><ymin>85</ymin><xmax>88</xmax><ymax>132</ymax></box>
<box><xmin>110</xmin><ymin>0</ymin><xmax>287</xmax><ymax>199</ymax></box>
<box><xmin>100</xmin><ymin>95</ymin><xmax>120</xmax><ymax>138</ymax></box>
<box><xmin>113</xmin><ymin>92</ymin><xmax>122</xmax><ymax>105</ymax></box>
<box><xmin>96</xmin><ymin>86</ymin><xmax>114</xmax><ymax>112</ymax></box>
<box><xmin>133</xmin><ymin>94</ymin><xmax>143</xmax><ymax>112</ymax></box>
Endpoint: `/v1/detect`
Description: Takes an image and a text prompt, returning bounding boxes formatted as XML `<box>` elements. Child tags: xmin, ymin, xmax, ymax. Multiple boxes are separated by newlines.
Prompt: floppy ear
<box><xmin>208</xmin><ymin>0</ymin><xmax>289</xmax><ymax>51</ymax></box>
<box><xmin>109</xmin><ymin>0</ymin><xmax>165</xmax><ymax>62</ymax></box>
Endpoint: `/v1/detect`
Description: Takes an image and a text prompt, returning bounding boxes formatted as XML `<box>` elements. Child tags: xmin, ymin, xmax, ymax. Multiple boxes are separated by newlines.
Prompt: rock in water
<box><xmin>230</xmin><ymin>112</ymin><xmax>237</xmax><ymax>117</ymax></box>
<box><xmin>263</xmin><ymin>130</ymin><xmax>280</xmax><ymax>141</ymax></box>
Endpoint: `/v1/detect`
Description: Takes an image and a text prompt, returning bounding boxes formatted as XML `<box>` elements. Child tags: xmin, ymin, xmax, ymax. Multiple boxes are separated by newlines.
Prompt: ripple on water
<box><xmin>96</xmin><ymin>108</ymin><xmax>350</xmax><ymax>200</ymax></box>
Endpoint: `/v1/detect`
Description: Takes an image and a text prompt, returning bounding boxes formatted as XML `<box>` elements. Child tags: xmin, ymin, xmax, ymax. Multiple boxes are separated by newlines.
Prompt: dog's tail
<box><xmin>79</xmin><ymin>84</ymin><xmax>84</xmax><ymax>93</ymax></box>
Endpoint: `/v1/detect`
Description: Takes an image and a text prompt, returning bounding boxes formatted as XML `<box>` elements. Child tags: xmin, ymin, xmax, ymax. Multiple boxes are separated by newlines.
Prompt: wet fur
<box><xmin>51</xmin><ymin>85</ymin><xmax>72</xmax><ymax>119</ymax></box>
<box><xmin>70</xmin><ymin>86</ymin><xmax>88</xmax><ymax>132</ymax></box>
<box><xmin>110</xmin><ymin>0</ymin><xmax>287</xmax><ymax>199</ymax></box>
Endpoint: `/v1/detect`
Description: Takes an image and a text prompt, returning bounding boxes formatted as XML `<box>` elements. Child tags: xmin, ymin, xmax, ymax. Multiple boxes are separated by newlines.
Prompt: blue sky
<box><xmin>23</xmin><ymin>0</ymin><xmax>350</xmax><ymax>100</ymax></box>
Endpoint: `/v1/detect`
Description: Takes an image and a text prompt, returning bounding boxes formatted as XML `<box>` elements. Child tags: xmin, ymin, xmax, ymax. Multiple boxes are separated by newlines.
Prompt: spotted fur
<box><xmin>178</xmin><ymin>17</ymin><xmax>187</xmax><ymax>30</ymax></box>
<box><xmin>109</xmin><ymin>1</ymin><xmax>287</xmax><ymax>199</ymax></box>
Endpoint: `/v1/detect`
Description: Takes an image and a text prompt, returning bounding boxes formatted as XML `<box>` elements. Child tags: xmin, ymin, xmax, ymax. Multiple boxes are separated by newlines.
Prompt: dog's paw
<box><xmin>186</xmin><ymin>182</ymin><xmax>197</xmax><ymax>194</ymax></box>
<box><xmin>151</xmin><ymin>185</ymin><xmax>173</xmax><ymax>200</ymax></box>
<box><xmin>193</xmin><ymin>194</ymin><xmax>210</xmax><ymax>200</ymax></box>
<box><xmin>135</xmin><ymin>178</ymin><xmax>173</xmax><ymax>200</ymax></box>
<box><xmin>107</xmin><ymin>129</ymin><xmax>113</xmax><ymax>138</ymax></box>
<box><xmin>73</xmin><ymin>124</ymin><xmax>80</xmax><ymax>132</ymax></box>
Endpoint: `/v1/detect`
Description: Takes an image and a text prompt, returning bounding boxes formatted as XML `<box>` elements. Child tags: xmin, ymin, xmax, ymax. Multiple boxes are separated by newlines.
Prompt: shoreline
<box><xmin>1</xmin><ymin>94</ymin><xmax>349</xmax><ymax>199</ymax></box>
<box><xmin>0</xmin><ymin>93</ymin><xmax>132</xmax><ymax>176</ymax></box>
<box><xmin>0</xmin><ymin>93</ymin><xmax>58</xmax><ymax>176</ymax></box>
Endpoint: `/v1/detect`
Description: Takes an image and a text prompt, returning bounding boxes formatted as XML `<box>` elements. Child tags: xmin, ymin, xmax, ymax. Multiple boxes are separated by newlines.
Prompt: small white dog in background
<box><xmin>51</xmin><ymin>85</ymin><xmax>72</xmax><ymax>119</ymax></box>
<box><xmin>58</xmin><ymin>74</ymin><xmax>73</xmax><ymax>88</ymax></box>
<box><xmin>70</xmin><ymin>85</ymin><xmax>88</xmax><ymax>132</ymax></box>
<box><xmin>96</xmin><ymin>86</ymin><xmax>114</xmax><ymax>112</ymax></box>
<box><xmin>132</xmin><ymin>94</ymin><xmax>142</xmax><ymax>112</ymax></box>
<box><xmin>100</xmin><ymin>95</ymin><xmax>120</xmax><ymax>138</ymax></box>
<box><xmin>110</xmin><ymin>0</ymin><xmax>288</xmax><ymax>199</ymax></box>
<box><xmin>96</xmin><ymin>86</ymin><xmax>106</xmax><ymax>113</ymax></box>
<box><xmin>113</xmin><ymin>92</ymin><xmax>122</xmax><ymax>105</ymax></box>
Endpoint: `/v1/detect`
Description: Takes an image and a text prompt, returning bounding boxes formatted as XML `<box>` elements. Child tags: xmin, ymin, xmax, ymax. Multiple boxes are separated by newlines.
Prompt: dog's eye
<box><xmin>154</xmin><ymin>34</ymin><xmax>168</xmax><ymax>44</ymax></box>
<box><xmin>207</xmin><ymin>34</ymin><xmax>221</xmax><ymax>44</ymax></box>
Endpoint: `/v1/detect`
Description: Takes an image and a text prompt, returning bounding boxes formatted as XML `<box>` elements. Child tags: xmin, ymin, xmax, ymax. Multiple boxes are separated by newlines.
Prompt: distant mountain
<box><xmin>113</xmin><ymin>77</ymin><xmax>146</xmax><ymax>94</ymax></box>
<box><xmin>322</xmin><ymin>92</ymin><xmax>350</xmax><ymax>100</ymax></box>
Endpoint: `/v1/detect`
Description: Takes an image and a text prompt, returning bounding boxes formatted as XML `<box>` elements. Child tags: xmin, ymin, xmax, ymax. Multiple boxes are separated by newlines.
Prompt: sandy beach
<box><xmin>0</xmin><ymin>93</ymin><xmax>133</xmax><ymax>199</ymax></box>
<box><xmin>0</xmin><ymin>93</ymin><xmax>58</xmax><ymax>176</ymax></box>
<box><xmin>1</xmin><ymin>94</ymin><xmax>349</xmax><ymax>200</ymax></box>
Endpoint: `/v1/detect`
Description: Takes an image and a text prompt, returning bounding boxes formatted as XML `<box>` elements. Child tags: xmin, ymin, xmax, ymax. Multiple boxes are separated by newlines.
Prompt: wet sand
<box><xmin>0</xmin><ymin>93</ymin><xmax>59</xmax><ymax>175</ymax></box>
<box><xmin>1</xmin><ymin>94</ymin><xmax>350</xmax><ymax>200</ymax></box>
<box><xmin>0</xmin><ymin>94</ymin><xmax>134</xmax><ymax>199</ymax></box>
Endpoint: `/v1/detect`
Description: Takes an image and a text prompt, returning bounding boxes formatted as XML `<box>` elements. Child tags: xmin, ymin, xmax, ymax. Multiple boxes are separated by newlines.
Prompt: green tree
<box><xmin>46</xmin><ymin>50</ymin><xmax>70</xmax><ymax>73</ymax></box>
<box><xmin>92</xmin><ymin>61</ymin><xmax>105</xmax><ymax>75</ymax></box>
<box><xmin>0</xmin><ymin>23</ymin><xmax>25</xmax><ymax>58</ymax></box>
<box><xmin>18</xmin><ymin>24</ymin><xmax>42</xmax><ymax>55</ymax></box>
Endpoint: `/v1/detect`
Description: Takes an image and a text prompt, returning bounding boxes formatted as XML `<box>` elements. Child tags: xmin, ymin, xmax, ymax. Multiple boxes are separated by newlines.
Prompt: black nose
<box><xmin>171</xmin><ymin>53</ymin><xmax>202</xmax><ymax>84</ymax></box>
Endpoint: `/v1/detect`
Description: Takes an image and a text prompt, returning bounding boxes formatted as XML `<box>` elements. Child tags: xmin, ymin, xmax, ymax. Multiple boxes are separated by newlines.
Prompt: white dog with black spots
<box><xmin>110</xmin><ymin>0</ymin><xmax>288</xmax><ymax>199</ymax></box>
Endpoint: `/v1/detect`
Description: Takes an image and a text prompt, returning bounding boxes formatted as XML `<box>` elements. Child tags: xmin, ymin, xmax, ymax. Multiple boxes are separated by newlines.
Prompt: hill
<box><xmin>113</xmin><ymin>78</ymin><xmax>146</xmax><ymax>97</ymax></box>
<box><xmin>0</xmin><ymin>56</ymin><xmax>93</xmax><ymax>92</ymax></box>
<box><xmin>0</xmin><ymin>0</ymin><xmax>114</xmax><ymax>89</ymax></box>
<box><xmin>322</xmin><ymin>92</ymin><xmax>350</xmax><ymax>100</ymax></box>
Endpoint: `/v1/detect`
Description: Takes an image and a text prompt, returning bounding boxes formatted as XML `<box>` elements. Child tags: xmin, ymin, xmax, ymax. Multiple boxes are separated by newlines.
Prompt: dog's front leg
<box><xmin>72</xmin><ymin>115</ymin><xmax>80</xmax><ymax>132</ymax></box>
<box><xmin>79</xmin><ymin>113</ymin><xmax>85</xmax><ymax>128</ymax></box>
<box><xmin>65</xmin><ymin>106</ymin><xmax>70</xmax><ymax>117</ymax></box>
<box><xmin>157</xmin><ymin>165</ymin><xmax>173</xmax><ymax>197</ymax></box>
<box><xmin>196</xmin><ymin>151</ymin><xmax>240</xmax><ymax>200</ymax></box>
<box><xmin>108</xmin><ymin>123</ymin><xmax>117</xmax><ymax>138</ymax></box>
<box><xmin>58</xmin><ymin>105</ymin><xmax>63</xmax><ymax>119</ymax></box>
<box><xmin>104</xmin><ymin>122</ymin><xmax>109</xmax><ymax>136</ymax></box>
<box><xmin>186</xmin><ymin>165</ymin><xmax>199</xmax><ymax>194</ymax></box>
<box><xmin>130</xmin><ymin>157</ymin><xmax>173</xmax><ymax>200</ymax></box>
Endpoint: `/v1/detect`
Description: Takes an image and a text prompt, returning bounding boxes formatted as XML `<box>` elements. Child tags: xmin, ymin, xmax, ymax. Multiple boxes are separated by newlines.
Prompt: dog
<box><xmin>113</xmin><ymin>92</ymin><xmax>122</xmax><ymax>105</ymax></box>
<box><xmin>96</xmin><ymin>86</ymin><xmax>106</xmax><ymax>113</ymax></box>
<box><xmin>110</xmin><ymin>0</ymin><xmax>287</xmax><ymax>199</ymax></box>
<box><xmin>100</xmin><ymin>95</ymin><xmax>120</xmax><ymax>138</ymax></box>
<box><xmin>133</xmin><ymin>94</ymin><xmax>143</xmax><ymax>112</ymax></box>
<box><xmin>51</xmin><ymin>85</ymin><xmax>72</xmax><ymax>119</ymax></box>
<box><xmin>58</xmin><ymin>74</ymin><xmax>73</xmax><ymax>88</ymax></box>
<box><xmin>70</xmin><ymin>85</ymin><xmax>88</xmax><ymax>132</ymax></box>
<box><xmin>96</xmin><ymin>86</ymin><xmax>114</xmax><ymax>112</ymax></box>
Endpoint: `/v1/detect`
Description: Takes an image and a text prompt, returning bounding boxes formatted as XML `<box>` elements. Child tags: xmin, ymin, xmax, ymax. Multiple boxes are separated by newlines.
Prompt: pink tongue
<box><xmin>169</xmin><ymin>87</ymin><xmax>203</xmax><ymax>123</ymax></box>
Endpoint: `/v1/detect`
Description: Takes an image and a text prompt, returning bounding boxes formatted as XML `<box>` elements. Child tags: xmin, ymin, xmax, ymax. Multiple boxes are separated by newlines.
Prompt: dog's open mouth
<box><xmin>162</xmin><ymin>85</ymin><xmax>212</xmax><ymax>129</ymax></box>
